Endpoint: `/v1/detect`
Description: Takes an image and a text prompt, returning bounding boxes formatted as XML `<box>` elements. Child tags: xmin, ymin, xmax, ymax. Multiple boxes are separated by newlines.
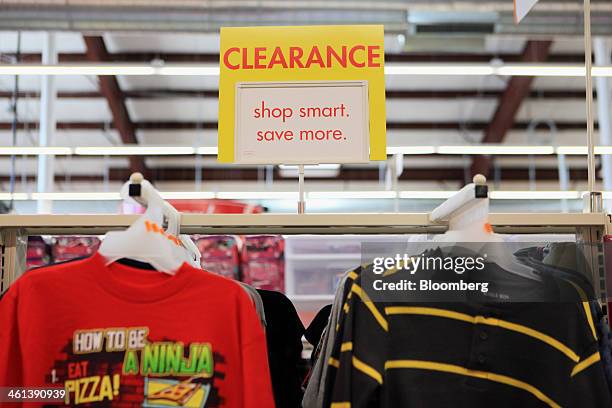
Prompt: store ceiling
<box><xmin>1</xmin><ymin>0</ymin><xmax>612</xmax><ymax>35</ymax></box>
<box><xmin>0</xmin><ymin>1</ymin><xmax>610</xmax><ymax>193</ymax></box>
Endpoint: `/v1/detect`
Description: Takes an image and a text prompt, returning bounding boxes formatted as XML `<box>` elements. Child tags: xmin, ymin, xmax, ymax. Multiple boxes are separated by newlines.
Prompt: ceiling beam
<box><xmin>0</xmin><ymin>121</ymin><xmax>596</xmax><ymax>132</ymax></box>
<box><xmin>0</xmin><ymin>89</ymin><xmax>590</xmax><ymax>100</ymax></box>
<box><xmin>144</xmin><ymin>167</ymin><xmax>594</xmax><ymax>182</ymax></box>
<box><xmin>470</xmin><ymin>40</ymin><xmax>553</xmax><ymax>177</ymax></box>
<box><xmin>0</xmin><ymin>167</ymin><xmax>597</xmax><ymax>183</ymax></box>
<box><xmin>82</xmin><ymin>35</ymin><xmax>148</xmax><ymax>177</ymax></box>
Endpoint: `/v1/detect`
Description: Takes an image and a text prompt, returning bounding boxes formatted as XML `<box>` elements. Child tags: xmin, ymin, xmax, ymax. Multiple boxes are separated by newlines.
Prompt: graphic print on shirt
<box><xmin>44</xmin><ymin>326</ymin><xmax>225</xmax><ymax>407</ymax></box>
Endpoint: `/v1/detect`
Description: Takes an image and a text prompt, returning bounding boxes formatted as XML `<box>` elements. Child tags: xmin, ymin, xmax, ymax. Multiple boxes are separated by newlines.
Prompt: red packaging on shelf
<box><xmin>26</xmin><ymin>237</ymin><xmax>51</xmax><ymax>269</ymax></box>
<box><xmin>241</xmin><ymin>235</ymin><xmax>285</xmax><ymax>291</ymax></box>
<box><xmin>194</xmin><ymin>235</ymin><xmax>241</xmax><ymax>280</ymax></box>
<box><xmin>52</xmin><ymin>236</ymin><xmax>101</xmax><ymax>262</ymax></box>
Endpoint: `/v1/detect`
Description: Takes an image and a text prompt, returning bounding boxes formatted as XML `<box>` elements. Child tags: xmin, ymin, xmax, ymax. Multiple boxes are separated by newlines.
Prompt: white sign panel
<box><xmin>234</xmin><ymin>81</ymin><xmax>369</xmax><ymax>165</ymax></box>
<box><xmin>514</xmin><ymin>0</ymin><xmax>539</xmax><ymax>23</ymax></box>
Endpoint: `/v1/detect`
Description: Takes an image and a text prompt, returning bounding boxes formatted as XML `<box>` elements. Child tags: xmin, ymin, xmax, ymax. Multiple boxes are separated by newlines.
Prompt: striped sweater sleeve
<box><xmin>329</xmin><ymin>273</ymin><xmax>389</xmax><ymax>408</ymax></box>
<box><xmin>568</xmin><ymin>302</ymin><xmax>612</xmax><ymax>407</ymax></box>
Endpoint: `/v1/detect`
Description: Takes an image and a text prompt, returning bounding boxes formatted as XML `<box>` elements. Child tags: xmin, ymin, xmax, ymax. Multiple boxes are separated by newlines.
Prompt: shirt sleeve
<box><xmin>302</xmin><ymin>269</ymin><xmax>359</xmax><ymax>408</ymax></box>
<box><xmin>0</xmin><ymin>284</ymin><xmax>23</xmax><ymax>387</ymax></box>
<box><xmin>238</xmin><ymin>289</ymin><xmax>276</xmax><ymax>408</ymax></box>
<box><xmin>568</xmin><ymin>344</ymin><xmax>612</xmax><ymax>407</ymax></box>
<box><xmin>567</xmin><ymin>302</ymin><xmax>612</xmax><ymax>408</ymax></box>
<box><xmin>329</xmin><ymin>274</ymin><xmax>388</xmax><ymax>408</ymax></box>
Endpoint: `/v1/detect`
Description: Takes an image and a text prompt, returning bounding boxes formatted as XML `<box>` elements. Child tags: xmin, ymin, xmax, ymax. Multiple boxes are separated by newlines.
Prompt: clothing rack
<box><xmin>0</xmin><ymin>212</ymin><xmax>606</xmax><ymax>235</ymax></box>
<box><xmin>0</xmin><ymin>212</ymin><xmax>609</xmax><ymax>303</ymax></box>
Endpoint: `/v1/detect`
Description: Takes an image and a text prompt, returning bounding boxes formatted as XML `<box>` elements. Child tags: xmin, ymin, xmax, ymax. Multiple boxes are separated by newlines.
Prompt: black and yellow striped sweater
<box><xmin>325</xmin><ymin>256</ymin><xmax>611</xmax><ymax>408</ymax></box>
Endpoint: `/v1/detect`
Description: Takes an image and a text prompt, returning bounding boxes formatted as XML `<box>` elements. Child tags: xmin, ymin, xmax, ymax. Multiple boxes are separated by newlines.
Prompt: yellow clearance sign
<box><xmin>218</xmin><ymin>25</ymin><xmax>386</xmax><ymax>163</ymax></box>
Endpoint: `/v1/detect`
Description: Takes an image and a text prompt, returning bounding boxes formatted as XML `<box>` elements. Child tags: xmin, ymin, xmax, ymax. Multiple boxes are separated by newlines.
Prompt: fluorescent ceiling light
<box><xmin>160</xmin><ymin>192</ymin><xmax>216</xmax><ymax>200</ymax></box>
<box><xmin>0</xmin><ymin>193</ymin><xmax>29</xmax><ymax>200</ymax></box>
<box><xmin>155</xmin><ymin>65</ymin><xmax>220</xmax><ymax>76</ymax></box>
<box><xmin>308</xmin><ymin>191</ymin><xmax>397</xmax><ymax>199</ymax></box>
<box><xmin>437</xmin><ymin>145</ymin><xmax>555</xmax><ymax>155</ymax></box>
<box><xmin>556</xmin><ymin>146</ymin><xmax>588</xmax><ymax>155</ymax></box>
<box><xmin>30</xmin><ymin>192</ymin><xmax>122</xmax><ymax>200</ymax></box>
<box><xmin>2</xmin><ymin>63</ymin><xmax>611</xmax><ymax>77</ymax></box>
<box><xmin>399</xmin><ymin>191</ymin><xmax>456</xmax><ymax>199</ymax></box>
<box><xmin>596</xmin><ymin>146</ymin><xmax>612</xmax><ymax>154</ymax></box>
<box><xmin>0</xmin><ymin>64</ymin><xmax>156</xmax><ymax>76</ymax></box>
<box><xmin>408</xmin><ymin>10</ymin><xmax>499</xmax><ymax>24</ymax></box>
<box><xmin>387</xmin><ymin>146</ymin><xmax>436</xmax><ymax>155</ymax></box>
<box><xmin>489</xmin><ymin>191</ymin><xmax>581</xmax><ymax>200</ymax></box>
<box><xmin>216</xmin><ymin>191</ymin><xmax>299</xmax><ymax>200</ymax></box>
<box><xmin>7</xmin><ymin>145</ymin><xmax>612</xmax><ymax>157</ymax></box>
<box><xmin>385</xmin><ymin>64</ymin><xmax>612</xmax><ymax>77</ymax></box>
<box><xmin>593</xmin><ymin>67</ymin><xmax>612</xmax><ymax>77</ymax></box>
<box><xmin>384</xmin><ymin>63</ymin><xmax>495</xmax><ymax>76</ymax></box>
<box><xmin>495</xmin><ymin>65</ymin><xmax>585</xmax><ymax>77</ymax></box>
<box><xmin>0</xmin><ymin>64</ymin><xmax>217</xmax><ymax>76</ymax></box>
<box><xmin>9</xmin><ymin>190</ymin><xmax>591</xmax><ymax>202</ymax></box>
<box><xmin>75</xmin><ymin>146</ymin><xmax>196</xmax><ymax>155</ymax></box>
<box><xmin>278</xmin><ymin>164</ymin><xmax>341</xmax><ymax>170</ymax></box>
<box><xmin>0</xmin><ymin>147</ymin><xmax>72</xmax><ymax>155</ymax></box>
<box><xmin>557</xmin><ymin>146</ymin><xmax>612</xmax><ymax>155</ymax></box>
<box><xmin>278</xmin><ymin>164</ymin><xmax>341</xmax><ymax>178</ymax></box>
<box><xmin>196</xmin><ymin>147</ymin><xmax>219</xmax><ymax>155</ymax></box>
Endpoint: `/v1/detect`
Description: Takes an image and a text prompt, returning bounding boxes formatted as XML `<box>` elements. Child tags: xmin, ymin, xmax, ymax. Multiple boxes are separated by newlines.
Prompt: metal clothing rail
<box><xmin>0</xmin><ymin>212</ymin><xmax>606</xmax><ymax>235</ymax></box>
<box><xmin>0</xmin><ymin>212</ymin><xmax>609</xmax><ymax>302</ymax></box>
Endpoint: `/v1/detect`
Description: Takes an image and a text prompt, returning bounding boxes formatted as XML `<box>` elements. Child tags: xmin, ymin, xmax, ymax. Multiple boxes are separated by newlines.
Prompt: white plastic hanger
<box><xmin>430</xmin><ymin>175</ymin><xmax>501</xmax><ymax>243</ymax></box>
<box><xmin>98</xmin><ymin>173</ymin><xmax>201</xmax><ymax>274</ymax></box>
<box><xmin>429</xmin><ymin>174</ymin><xmax>538</xmax><ymax>280</ymax></box>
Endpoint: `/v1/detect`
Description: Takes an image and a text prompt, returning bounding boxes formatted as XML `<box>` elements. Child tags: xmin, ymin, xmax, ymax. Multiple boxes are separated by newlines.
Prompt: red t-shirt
<box><xmin>0</xmin><ymin>252</ymin><xmax>275</xmax><ymax>408</ymax></box>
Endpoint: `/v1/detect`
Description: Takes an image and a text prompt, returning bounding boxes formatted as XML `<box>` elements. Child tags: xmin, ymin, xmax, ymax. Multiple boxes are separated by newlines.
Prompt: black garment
<box><xmin>305</xmin><ymin>305</ymin><xmax>332</xmax><ymax>348</ymax></box>
<box><xmin>591</xmin><ymin>300</ymin><xmax>612</xmax><ymax>396</ymax></box>
<box><xmin>327</xmin><ymin>251</ymin><xmax>611</xmax><ymax>408</ymax></box>
<box><xmin>515</xmin><ymin>245</ymin><xmax>612</xmax><ymax>396</ymax></box>
<box><xmin>514</xmin><ymin>245</ymin><xmax>595</xmax><ymax>300</ymax></box>
<box><xmin>303</xmin><ymin>304</ymin><xmax>333</xmax><ymax>391</ymax></box>
<box><xmin>257</xmin><ymin>289</ymin><xmax>305</xmax><ymax>408</ymax></box>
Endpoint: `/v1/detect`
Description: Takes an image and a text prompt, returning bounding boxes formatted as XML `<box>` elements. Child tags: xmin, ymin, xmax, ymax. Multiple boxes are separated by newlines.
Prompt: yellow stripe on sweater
<box><xmin>351</xmin><ymin>283</ymin><xmax>388</xmax><ymax>331</ymax></box>
<box><xmin>353</xmin><ymin>356</ymin><xmax>383</xmax><ymax>384</ymax></box>
<box><xmin>385</xmin><ymin>360</ymin><xmax>559</xmax><ymax>408</ymax></box>
<box><xmin>571</xmin><ymin>352</ymin><xmax>601</xmax><ymax>377</ymax></box>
